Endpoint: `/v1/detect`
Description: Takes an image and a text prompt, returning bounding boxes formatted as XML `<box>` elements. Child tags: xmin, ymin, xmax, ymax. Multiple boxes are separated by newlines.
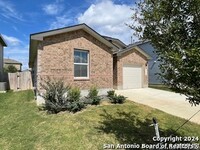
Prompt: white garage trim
<box><xmin>123</xmin><ymin>65</ymin><xmax>143</xmax><ymax>89</ymax></box>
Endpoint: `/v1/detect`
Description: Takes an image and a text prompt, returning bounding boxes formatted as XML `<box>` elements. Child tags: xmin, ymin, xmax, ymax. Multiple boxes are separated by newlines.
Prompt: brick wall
<box><xmin>36</xmin><ymin>29</ymin><xmax>113</xmax><ymax>91</ymax></box>
<box><xmin>114</xmin><ymin>49</ymin><xmax>148</xmax><ymax>89</ymax></box>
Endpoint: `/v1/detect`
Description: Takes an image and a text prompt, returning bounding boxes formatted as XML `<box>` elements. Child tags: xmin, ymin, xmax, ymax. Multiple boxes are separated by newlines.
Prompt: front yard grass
<box><xmin>0</xmin><ymin>90</ymin><xmax>199</xmax><ymax>150</ymax></box>
<box><xmin>149</xmin><ymin>84</ymin><xmax>172</xmax><ymax>92</ymax></box>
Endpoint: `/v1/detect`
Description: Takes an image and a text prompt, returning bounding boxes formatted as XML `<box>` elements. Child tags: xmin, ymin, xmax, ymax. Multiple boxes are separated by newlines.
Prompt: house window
<box><xmin>74</xmin><ymin>49</ymin><xmax>89</xmax><ymax>79</ymax></box>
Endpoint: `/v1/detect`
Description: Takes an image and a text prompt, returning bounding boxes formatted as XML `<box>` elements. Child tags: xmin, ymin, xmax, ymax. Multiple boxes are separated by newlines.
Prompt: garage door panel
<box><xmin>123</xmin><ymin>66</ymin><xmax>142</xmax><ymax>89</ymax></box>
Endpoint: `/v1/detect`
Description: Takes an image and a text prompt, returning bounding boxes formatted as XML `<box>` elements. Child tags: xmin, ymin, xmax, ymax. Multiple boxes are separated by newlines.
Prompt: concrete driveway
<box><xmin>116</xmin><ymin>88</ymin><xmax>200</xmax><ymax>125</ymax></box>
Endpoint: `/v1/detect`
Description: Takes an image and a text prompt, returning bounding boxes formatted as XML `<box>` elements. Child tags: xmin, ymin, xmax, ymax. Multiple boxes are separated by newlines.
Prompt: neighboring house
<box><xmin>4</xmin><ymin>58</ymin><xmax>22</xmax><ymax>72</ymax></box>
<box><xmin>29</xmin><ymin>24</ymin><xmax>151</xmax><ymax>102</ymax></box>
<box><xmin>138</xmin><ymin>42</ymin><xmax>163</xmax><ymax>84</ymax></box>
<box><xmin>0</xmin><ymin>34</ymin><xmax>7</xmax><ymax>82</ymax></box>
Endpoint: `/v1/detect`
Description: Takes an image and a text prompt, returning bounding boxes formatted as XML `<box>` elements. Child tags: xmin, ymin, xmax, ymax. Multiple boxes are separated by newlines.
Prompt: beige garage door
<box><xmin>123</xmin><ymin>66</ymin><xmax>142</xmax><ymax>89</ymax></box>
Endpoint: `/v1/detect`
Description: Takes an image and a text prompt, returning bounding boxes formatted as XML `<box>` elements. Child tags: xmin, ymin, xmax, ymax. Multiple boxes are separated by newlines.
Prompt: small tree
<box><xmin>4</xmin><ymin>65</ymin><xmax>18</xmax><ymax>73</ymax></box>
<box><xmin>131</xmin><ymin>0</ymin><xmax>200</xmax><ymax>105</ymax></box>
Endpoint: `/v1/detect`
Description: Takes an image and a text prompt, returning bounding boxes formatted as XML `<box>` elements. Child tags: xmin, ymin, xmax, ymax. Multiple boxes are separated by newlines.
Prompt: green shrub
<box><xmin>44</xmin><ymin>100</ymin><xmax>70</xmax><ymax>114</ymax></box>
<box><xmin>40</xmin><ymin>77</ymin><xmax>70</xmax><ymax>114</ymax></box>
<box><xmin>107</xmin><ymin>90</ymin><xmax>115</xmax><ymax>98</ymax></box>
<box><xmin>109</xmin><ymin>94</ymin><xmax>126</xmax><ymax>104</ymax></box>
<box><xmin>66</xmin><ymin>87</ymin><xmax>85</xmax><ymax>113</ymax></box>
<box><xmin>91</xmin><ymin>96</ymin><xmax>101</xmax><ymax>105</ymax></box>
<box><xmin>40</xmin><ymin>80</ymin><xmax>87</xmax><ymax>113</ymax></box>
<box><xmin>67</xmin><ymin>101</ymin><xmax>85</xmax><ymax>113</ymax></box>
<box><xmin>85</xmin><ymin>86</ymin><xmax>101</xmax><ymax>105</ymax></box>
<box><xmin>88</xmin><ymin>86</ymin><xmax>98</xmax><ymax>98</ymax></box>
<box><xmin>107</xmin><ymin>90</ymin><xmax>126</xmax><ymax>104</ymax></box>
<box><xmin>67</xmin><ymin>87</ymin><xmax>81</xmax><ymax>102</ymax></box>
<box><xmin>84</xmin><ymin>96</ymin><xmax>101</xmax><ymax>105</ymax></box>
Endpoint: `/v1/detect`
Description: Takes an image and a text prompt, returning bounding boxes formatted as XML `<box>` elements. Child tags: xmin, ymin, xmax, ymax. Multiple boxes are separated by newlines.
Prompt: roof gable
<box><xmin>29</xmin><ymin>24</ymin><xmax>119</xmax><ymax>68</ymax></box>
<box><xmin>117</xmin><ymin>42</ymin><xmax>151</xmax><ymax>60</ymax></box>
<box><xmin>31</xmin><ymin>24</ymin><xmax>118</xmax><ymax>51</ymax></box>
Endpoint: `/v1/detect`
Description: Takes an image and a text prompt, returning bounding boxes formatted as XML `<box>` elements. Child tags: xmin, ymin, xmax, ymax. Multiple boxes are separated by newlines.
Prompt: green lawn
<box><xmin>149</xmin><ymin>84</ymin><xmax>172</xmax><ymax>92</ymax></box>
<box><xmin>0</xmin><ymin>90</ymin><xmax>199</xmax><ymax>150</ymax></box>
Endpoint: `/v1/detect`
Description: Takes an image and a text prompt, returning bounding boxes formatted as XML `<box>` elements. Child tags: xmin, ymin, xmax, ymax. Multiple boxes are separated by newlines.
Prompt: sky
<box><xmin>0</xmin><ymin>0</ymin><xmax>138</xmax><ymax>70</ymax></box>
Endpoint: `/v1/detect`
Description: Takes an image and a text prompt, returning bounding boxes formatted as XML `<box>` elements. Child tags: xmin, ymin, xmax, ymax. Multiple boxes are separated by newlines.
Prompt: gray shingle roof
<box><xmin>115</xmin><ymin>40</ymin><xmax>151</xmax><ymax>60</ymax></box>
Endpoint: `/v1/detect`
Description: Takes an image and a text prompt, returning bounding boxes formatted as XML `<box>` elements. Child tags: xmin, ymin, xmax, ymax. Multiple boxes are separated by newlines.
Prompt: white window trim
<box><xmin>74</xmin><ymin>50</ymin><xmax>89</xmax><ymax>79</ymax></box>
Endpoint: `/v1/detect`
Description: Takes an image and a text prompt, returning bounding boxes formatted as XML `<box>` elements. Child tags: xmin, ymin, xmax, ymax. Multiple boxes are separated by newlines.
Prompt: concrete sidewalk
<box><xmin>116</xmin><ymin>88</ymin><xmax>200</xmax><ymax>125</ymax></box>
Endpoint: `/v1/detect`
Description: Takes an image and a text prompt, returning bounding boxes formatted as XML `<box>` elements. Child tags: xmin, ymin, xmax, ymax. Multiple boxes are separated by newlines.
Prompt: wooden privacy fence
<box><xmin>5</xmin><ymin>71</ymin><xmax>33</xmax><ymax>91</ymax></box>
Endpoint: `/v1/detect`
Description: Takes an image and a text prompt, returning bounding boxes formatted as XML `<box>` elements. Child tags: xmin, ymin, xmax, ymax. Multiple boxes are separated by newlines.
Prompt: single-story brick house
<box><xmin>29</xmin><ymin>24</ymin><xmax>151</xmax><ymax>103</ymax></box>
